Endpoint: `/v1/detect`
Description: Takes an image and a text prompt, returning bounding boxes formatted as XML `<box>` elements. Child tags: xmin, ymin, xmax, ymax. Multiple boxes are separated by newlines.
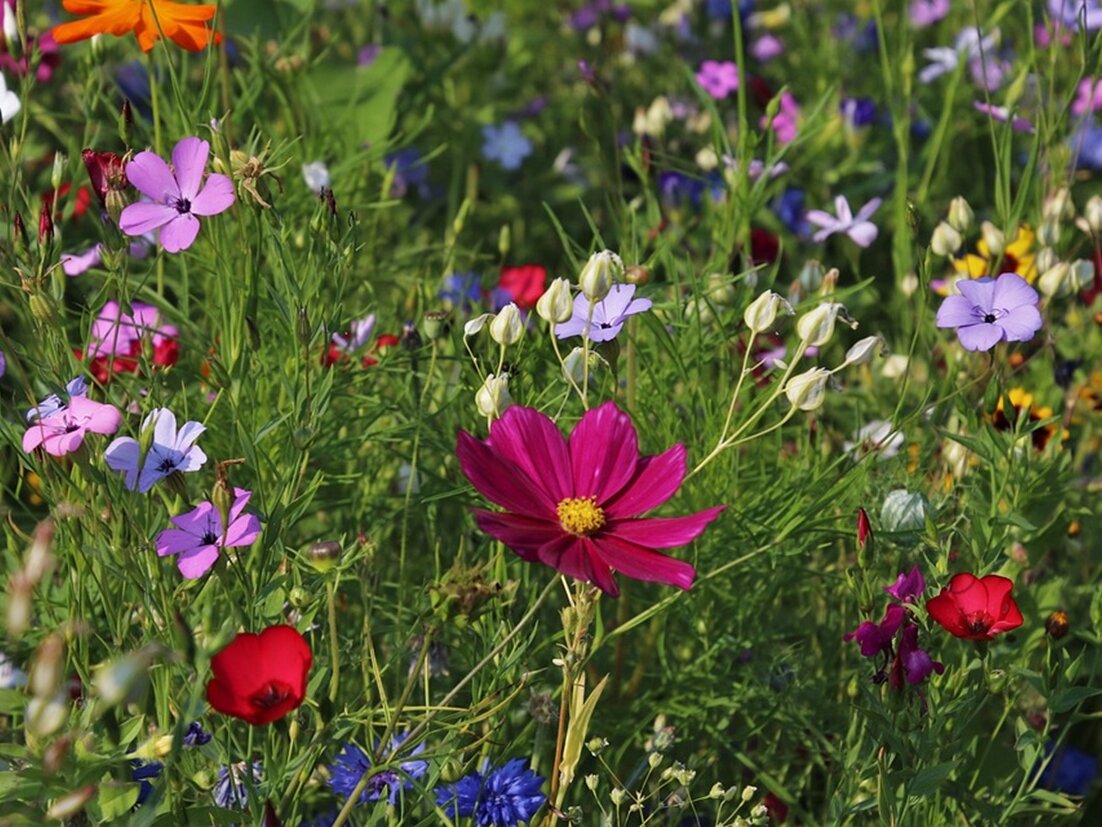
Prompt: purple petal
<box><xmin>137</xmin><ymin>463</ymin><xmax>171</xmax><ymax>493</ymax></box>
<box><xmin>935</xmin><ymin>294</ymin><xmax>979</xmax><ymax>328</ymax></box>
<box><xmin>603</xmin><ymin>444</ymin><xmax>687</xmax><ymax>519</ymax></box>
<box><xmin>473</xmin><ymin>510</ymin><xmax>562</xmax><ymax>558</ymax></box>
<box><xmin>833</xmin><ymin>195</ymin><xmax>852</xmax><ymax>223</ymax></box>
<box><xmin>846</xmin><ymin>221</ymin><xmax>879</xmax><ymax>248</ymax></box>
<box><xmin>591</xmin><ymin>533</ymin><xmax>696</xmax><ymax>591</ymax></box>
<box><xmin>585</xmin><ymin>320</ymin><xmax>625</xmax><ymax>342</ymax></box>
<box><xmin>804</xmin><ymin>210</ymin><xmax>837</xmax><ymax>229</ymax></box>
<box><xmin>487</xmin><ymin>406</ymin><xmax>573</xmax><ymax>503</ymax></box>
<box><xmin>158</xmin><ymin>214</ymin><xmax>201</xmax><ymax>253</ymax></box>
<box><xmin>190</xmin><ymin>173</ymin><xmax>235</xmax><ymax>216</ymax></box>
<box><xmin>171</xmin><ymin>137</ymin><xmax>210</xmax><ymax>201</ymax></box>
<box><xmin>855</xmin><ymin>198</ymin><xmax>883</xmax><ymax>222</ymax></box>
<box><xmin>176</xmin><ymin>545</ymin><xmax>220</xmax><ymax>579</ymax></box>
<box><xmin>177</xmin><ymin>445</ymin><xmax>207</xmax><ymax>473</ymax></box>
<box><xmin>605</xmin><ymin>506</ymin><xmax>724</xmax><ymax>549</ymax></box>
<box><xmin>956</xmin><ymin>322</ymin><xmax>1005</xmax><ymax>351</ymax></box>
<box><xmin>104</xmin><ymin>437</ymin><xmax>142</xmax><ymax>490</ymax></box>
<box><xmin>119</xmin><ymin>202</ymin><xmax>178</xmax><ymax>237</ymax></box>
<box><xmin>223</xmin><ymin>513</ymin><xmax>261</xmax><ymax>548</ymax></box>
<box><xmin>69</xmin><ymin>397</ymin><xmax>121</xmax><ymax>435</ymax></box>
<box><xmin>227</xmin><ymin>488</ymin><xmax>254</xmax><ymax>525</ymax></box>
<box><xmin>997</xmin><ymin>305</ymin><xmax>1042</xmax><ymax>343</ymax></box>
<box><xmin>991</xmin><ymin>272</ymin><xmax>1039</xmax><ymax>310</ymax></box>
<box><xmin>170</xmin><ymin>501</ymin><xmax>216</xmax><ymax>537</ymax></box>
<box><xmin>568</xmin><ymin>402</ymin><xmax>640</xmax><ymax>502</ymax></box>
<box><xmin>812</xmin><ymin>226</ymin><xmax>837</xmax><ymax>243</ymax></box>
<box><xmin>126</xmin><ymin>150</ymin><xmax>179</xmax><ymax>202</ymax></box>
<box><xmin>61</xmin><ymin>244</ymin><xmax>104</xmax><ymax>276</ymax></box>
<box><xmin>156</xmin><ymin>527</ymin><xmax>198</xmax><ymax>557</ymax></box>
<box><xmin>956</xmin><ymin>278</ymin><xmax>996</xmax><ymax>312</ymax></box>
<box><xmin>599</xmin><ymin>284</ymin><xmax>637</xmax><ymax>319</ymax></box>
<box><xmin>174</xmin><ymin>420</ymin><xmax>206</xmax><ymax>453</ymax></box>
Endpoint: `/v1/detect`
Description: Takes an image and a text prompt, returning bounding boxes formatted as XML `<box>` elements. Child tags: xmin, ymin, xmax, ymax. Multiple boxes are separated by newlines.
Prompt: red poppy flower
<box><xmin>498</xmin><ymin>264</ymin><xmax>547</xmax><ymax>310</ymax></box>
<box><xmin>206</xmin><ymin>626</ymin><xmax>312</xmax><ymax>726</ymax></box>
<box><xmin>456</xmin><ymin>402</ymin><xmax>724</xmax><ymax>596</ymax></box>
<box><xmin>925</xmin><ymin>573</ymin><xmax>1023</xmax><ymax>641</ymax></box>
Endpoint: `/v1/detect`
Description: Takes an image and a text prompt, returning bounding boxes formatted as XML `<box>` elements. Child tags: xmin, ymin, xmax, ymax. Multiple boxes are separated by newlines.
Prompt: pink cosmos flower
<box><xmin>23</xmin><ymin>396</ymin><xmax>121</xmax><ymax>457</ymax></box>
<box><xmin>119</xmin><ymin>137</ymin><xmax>235</xmax><ymax>253</ymax></box>
<box><xmin>696</xmin><ymin>60</ymin><xmax>739</xmax><ymax>100</ymax></box>
<box><xmin>155</xmin><ymin>488</ymin><xmax>261</xmax><ymax>579</ymax></box>
<box><xmin>456</xmin><ymin>402</ymin><xmax>724</xmax><ymax>596</ymax></box>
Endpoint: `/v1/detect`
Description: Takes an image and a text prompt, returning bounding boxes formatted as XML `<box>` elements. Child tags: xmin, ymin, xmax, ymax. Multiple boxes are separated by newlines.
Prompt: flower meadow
<box><xmin>3</xmin><ymin>2</ymin><xmax>1102</xmax><ymax>826</ymax></box>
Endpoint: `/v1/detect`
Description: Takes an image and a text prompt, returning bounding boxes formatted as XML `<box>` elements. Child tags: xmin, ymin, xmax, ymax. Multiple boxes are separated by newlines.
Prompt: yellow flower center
<box><xmin>556</xmin><ymin>496</ymin><xmax>606</xmax><ymax>536</ymax></box>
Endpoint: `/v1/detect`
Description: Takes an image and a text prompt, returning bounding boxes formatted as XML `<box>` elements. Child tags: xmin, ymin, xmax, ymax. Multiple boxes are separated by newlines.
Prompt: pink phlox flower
<box><xmin>155</xmin><ymin>488</ymin><xmax>261</xmax><ymax>579</ymax></box>
<box><xmin>760</xmin><ymin>91</ymin><xmax>799</xmax><ymax>144</ymax></box>
<box><xmin>935</xmin><ymin>272</ymin><xmax>1041</xmax><ymax>351</ymax></box>
<box><xmin>805</xmin><ymin>195</ymin><xmax>882</xmax><ymax>247</ymax></box>
<box><xmin>456</xmin><ymin>402</ymin><xmax>725</xmax><ymax>596</ymax></box>
<box><xmin>555</xmin><ymin>284</ymin><xmax>652</xmax><ymax>343</ymax></box>
<box><xmin>1073</xmin><ymin>77</ymin><xmax>1102</xmax><ymax>116</ymax></box>
<box><xmin>22</xmin><ymin>395</ymin><xmax>121</xmax><ymax>456</ymax></box>
<box><xmin>696</xmin><ymin>60</ymin><xmax>739</xmax><ymax>100</ymax></box>
<box><xmin>89</xmin><ymin>300</ymin><xmax>167</xmax><ymax>358</ymax></box>
<box><xmin>750</xmin><ymin>34</ymin><xmax>783</xmax><ymax>61</ymax></box>
<box><xmin>104</xmin><ymin>408</ymin><xmax>207</xmax><ymax>492</ymax></box>
<box><xmin>26</xmin><ymin>377</ymin><xmax>88</xmax><ymax>422</ymax></box>
<box><xmin>331</xmin><ymin>314</ymin><xmax>377</xmax><ymax>354</ymax></box>
<box><xmin>119</xmin><ymin>137</ymin><xmax>235</xmax><ymax>254</ymax></box>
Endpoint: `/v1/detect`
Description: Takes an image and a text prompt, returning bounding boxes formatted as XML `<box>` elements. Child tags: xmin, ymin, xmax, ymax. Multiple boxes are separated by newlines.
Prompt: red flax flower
<box><xmin>926</xmin><ymin>573</ymin><xmax>1023</xmax><ymax>641</ymax></box>
<box><xmin>456</xmin><ymin>402</ymin><xmax>724</xmax><ymax>596</ymax></box>
<box><xmin>206</xmin><ymin>626</ymin><xmax>312</xmax><ymax>726</ymax></box>
<box><xmin>51</xmin><ymin>0</ymin><xmax>221</xmax><ymax>53</ymax></box>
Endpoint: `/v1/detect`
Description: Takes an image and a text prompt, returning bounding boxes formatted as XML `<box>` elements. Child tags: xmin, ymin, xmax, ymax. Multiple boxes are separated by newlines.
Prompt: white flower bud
<box><xmin>475</xmin><ymin>373</ymin><xmax>512</xmax><ymax>420</ymax></box>
<box><xmin>743</xmin><ymin>290</ymin><xmax>793</xmax><ymax>333</ymax></box>
<box><xmin>947</xmin><ymin>196</ymin><xmax>974</xmax><ymax>232</ymax></box>
<box><xmin>585</xmin><ymin>774</ymin><xmax>599</xmax><ymax>792</ymax></box>
<box><xmin>1043</xmin><ymin>187</ymin><xmax>1074</xmax><ymax>223</ymax></box>
<box><xmin>709</xmin><ymin>783</ymin><xmax>726</xmax><ymax>799</ymax></box>
<box><xmin>1038</xmin><ymin>219</ymin><xmax>1060</xmax><ymax>247</ymax></box>
<box><xmin>26</xmin><ymin>692</ymin><xmax>68</xmax><ymax>737</ymax></box>
<box><xmin>1034</xmin><ymin>246</ymin><xmax>1058</xmax><ymax>276</ymax></box>
<box><xmin>796</xmin><ymin>302</ymin><xmax>850</xmax><ymax>346</ymax></box>
<box><xmin>578</xmin><ymin>250</ymin><xmax>624</xmax><ymax>301</ymax></box>
<box><xmin>696</xmin><ymin>146</ymin><xmax>719</xmax><ymax>171</ymax></box>
<box><xmin>1070</xmin><ymin>259</ymin><xmax>1094</xmax><ymax>291</ymax></box>
<box><xmin>1084</xmin><ymin>195</ymin><xmax>1102</xmax><ymax>233</ymax></box>
<box><xmin>302</xmin><ymin>160</ymin><xmax>331</xmax><ymax>195</ymax></box>
<box><xmin>463</xmin><ymin>313</ymin><xmax>493</xmax><ymax>338</ymax></box>
<box><xmin>1038</xmin><ymin>262</ymin><xmax>1072</xmax><ymax>298</ymax></box>
<box><xmin>785</xmin><ymin>368</ymin><xmax>831</xmax><ymax>411</ymax></box>
<box><xmin>741</xmin><ymin>784</ymin><xmax>758</xmax><ymax>803</ymax></box>
<box><xmin>706</xmin><ymin>272</ymin><xmax>736</xmax><ymax>305</ymax></box>
<box><xmin>94</xmin><ymin>646</ymin><xmax>158</xmax><ymax>707</ymax></box>
<box><xmin>841</xmin><ymin>334</ymin><xmax>887</xmax><ymax>368</ymax></box>
<box><xmin>899</xmin><ymin>272</ymin><xmax>919</xmax><ymax>297</ymax></box>
<box><xmin>536</xmin><ymin>278</ymin><xmax>574</xmax><ymax>324</ymax></box>
<box><xmin>488</xmin><ymin>303</ymin><xmax>524</xmax><ymax>345</ymax></box>
<box><xmin>981</xmin><ymin>221</ymin><xmax>1005</xmax><ymax>257</ymax></box>
<box><xmin>930</xmin><ymin>221</ymin><xmax>963</xmax><ymax>257</ymax></box>
<box><xmin>562</xmin><ymin>347</ymin><xmax>607</xmax><ymax>385</ymax></box>
<box><xmin>611</xmin><ymin>788</ymin><xmax>628</xmax><ymax>806</ymax></box>
<box><xmin>45</xmin><ymin>786</ymin><xmax>96</xmax><ymax>821</ymax></box>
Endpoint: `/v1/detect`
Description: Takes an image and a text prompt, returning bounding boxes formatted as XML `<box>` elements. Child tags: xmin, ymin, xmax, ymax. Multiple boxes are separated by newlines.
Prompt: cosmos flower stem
<box><xmin>549</xmin><ymin>325</ymin><xmax>587</xmax><ymax>403</ymax></box>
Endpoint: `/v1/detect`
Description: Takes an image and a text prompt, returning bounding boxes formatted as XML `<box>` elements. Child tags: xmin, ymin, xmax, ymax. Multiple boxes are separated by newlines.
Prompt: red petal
<box><xmin>456</xmin><ymin>429</ymin><xmax>555</xmax><ymax>517</ymax></box>
<box><xmin>472</xmin><ymin>509</ymin><xmax>562</xmax><ymax>559</ymax></box>
<box><xmin>590</xmin><ymin>533</ymin><xmax>696</xmax><ymax>591</ymax></box>
<box><xmin>488</xmin><ymin>405</ymin><xmax>573</xmax><ymax>503</ymax></box>
<box><xmin>568</xmin><ymin>402</ymin><xmax>639</xmax><ymax>502</ymax></box>
<box><xmin>925</xmin><ymin>591</ymin><xmax>967</xmax><ymax>637</ymax></box>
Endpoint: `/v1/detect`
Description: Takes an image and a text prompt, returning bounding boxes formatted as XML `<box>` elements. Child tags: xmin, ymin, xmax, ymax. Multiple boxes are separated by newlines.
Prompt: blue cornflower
<box><xmin>771</xmin><ymin>188</ymin><xmax>809</xmax><ymax>236</ymax></box>
<box><xmin>1039</xmin><ymin>742</ymin><xmax>1099</xmax><ymax>797</ymax></box>
<box><xmin>213</xmin><ymin>762</ymin><xmax>262</xmax><ymax>810</ymax></box>
<box><xmin>1070</xmin><ymin>119</ymin><xmax>1102</xmax><ymax>171</ymax></box>
<box><xmin>104</xmin><ymin>408</ymin><xmax>207</xmax><ymax>493</ymax></box>
<box><xmin>183</xmin><ymin>720</ymin><xmax>212</xmax><ymax>747</ymax></box>
<box><xmin>384</xmin><ymin>148</ymin><xmax>430</xmax><ymax>199</ymax></box>
<box><xmin>840</xmin><ymin>97</ymin><xmax>878</xmax><ymax>129</ymax></box>
<box><xmin>130</xmin><ymin>760</ymin><xmax>163</xmax><ymax>807</ymax></box>
<box><xmin>440</xmin><ymin>272</ymin><xmax>484</xmax><ymax>310</ymax></box>
<box><xmin>327</xmin><ymin>734</ymin><xmax>428</xmax><ymax>806</ymax></box>
<box><xmin>436</xmin><ymin>758</ymin><xmax>546</xmax><ymax>826</ymax></box>
<box><xmin>481</xmin><ymin>122</ymin><xmax>533</xmax><ymax>171</ymax></box>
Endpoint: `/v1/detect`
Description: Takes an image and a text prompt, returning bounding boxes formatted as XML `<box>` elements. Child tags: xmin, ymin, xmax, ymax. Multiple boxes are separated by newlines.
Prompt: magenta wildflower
<box><xmin>104</xmin><ymin>408</ymin><xmax>207</xmax><ymax>492</ymax></box>
<box><xmin>155</xmin><ymin>488</ymin><xmax>261</xmax><ymax>578</ymax></box>
<box><xmin>89</xmin><ymin>301</ymin><xmax>161</xmax><ymax>358</ymax></box>
<box><xmin>884</xmin><ymin>566</ymin><xmax>926</xmax><ymax>603</ymax></box>
<box><xmin>806</xmin><ymin>195</ymin><xmax>882</xmax><ymax>247</ymax></box>
<box><xmin>119</xmin><ymin>137</ymin><xmax>235</xmax><ymax>253</ymax></box>
<box><xmin>935</xmin><ymin>273</ymin><xmax>1041</xmax><ymax>351</ymax></box>
<box><xmin>761</xmin><ymin>91</ymin><xmax>799</xmax><ymax>144</ymax></box>
<box><xmin>973</xmin><ymin>101</ymin><xmax>1034</xmax><ymax>133</ymax></box>
<box><xmin>1073</xmin><ymin>77</ymin><xmax>1102</xmax><ymax>115</ymax></box>
<box><xmin>22</xmin><ymin>396</ymin><xmax>121</xmax><ymax>457</ymax></box>
<box><xmin>750</xmin><ymin>35</ymin><xmax>783</xmax><ymax>61</ymax></box>
<box><xmin>456</xmin><ymin>402</ymin><xmax>724</xmax><ymax>596</ymax></box>
<box><xmin>696</xmin><ymin>60</ymin><xmax>739</xmax><ymax>100</ymax></box>
<box><xmin>909</xmin><ymin>0</ymin><xmax>949</xmax><ymax>27</ymax></box>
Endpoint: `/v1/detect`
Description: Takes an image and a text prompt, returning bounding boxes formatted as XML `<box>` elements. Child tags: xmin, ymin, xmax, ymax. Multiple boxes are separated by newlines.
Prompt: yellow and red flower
<box><xmin>952</xmin><ymin>224</ymin><xmax>1037</xmax><ymax>282</ymax></box>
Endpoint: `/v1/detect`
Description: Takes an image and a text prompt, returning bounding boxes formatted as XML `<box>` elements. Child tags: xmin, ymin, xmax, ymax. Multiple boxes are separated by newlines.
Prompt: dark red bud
<box><xmin>856</xmin><ymin>507</ymin><xmax>872</xmax><ymax>549</ymax></box>
<box><xmin>38</xmin><ymin>204</ymin><xmax>54</xmax><ymax>244</ymax></box>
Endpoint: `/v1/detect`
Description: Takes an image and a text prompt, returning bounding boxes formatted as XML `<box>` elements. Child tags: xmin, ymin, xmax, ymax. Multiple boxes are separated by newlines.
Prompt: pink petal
<box><xmin>69</xmin><ymin>397</ymin><xmax>121</xmax><ymax>434</ymax></box>
<box><xmin>602</xmin><ymin>444</ymin><xmax>687</xmax><ymax>519</ymax></box>
<box><xmin>172</xmin><ymin>137</ymin><xmax>210</xmax><ymax>201</ymax></box>
<box><xmin>473</xmin><ymin>509</ymin><xmax>562</xmax><ymax>557</ymax></box>
<box><xmin>536</xmin><ymin>535</ymin><xmax>618</xmax><ymax>595</ymax></box>
<box><xmin>227</xmin><ymin>488</ymin><xmax>254</xmax><ymax>525</ymax></box>
<box><xmin>159</xmin><ymin>214</ymin><xmax>201</xmax><ymax>253</ymax></box>
<box><xmin>605</xmin><ymin>506</ymin><xmax>725</xmax><ymax>549</ymax></box>
<box><xmin>223</xmin><ymin>513</ymin><xmax>261</xmax><ymax>548</ymax></box>
<box><xmin>176</xmin><ymin>545</ymin><xmax>220</xmax><ymax>579</ymax></box>
<box><xmin>45</xmin><ymin>430</ymin><xmax>84</xmax><ymax>456</ymax></box>
<box><xmin>568</xmin><ymin>402</ymin><xmax>639</xmax><ymax>502</ymax></box>
<box><xmin>591</xmin><ymin>533</ymin><xmax>696</xmax><ymax>591</ymax></box>
<box><xmin>23</xmin><ymin>421</ymin><xmax>50</xmax><ymax>452</ymax></box>
<box><xmin>119</xmin><ymin>202</ymin><xmax>178</xmax><ymax>237</ymax></box>
<box><xmin>487</xmin><ymin>406</ymin><xmax>573</xmax><ymax>503</ymax></box>
<box><xmin>190</xmin><ymin>173</ymin><xmax>235</xmax><ymax>216</ymax></box>
<box><xmin>126</xmin><ymin>150</ymin><xmax>180</xmax><ymax>202</ymax></box>
<box><xmin>456</xmin><ymin>430</ymin><xmax>556</xmax><ymax>517</ymax></box>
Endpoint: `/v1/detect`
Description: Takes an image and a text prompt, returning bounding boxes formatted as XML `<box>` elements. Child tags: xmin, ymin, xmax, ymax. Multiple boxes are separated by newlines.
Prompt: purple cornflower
<box><xmin>761</xmin><ymin>91</ymin><xmax>800</xmax><ymax>144</ymax></box>
<box><xmin>436</xmin><ymin>758</ymin><xmax>546</xmax><ymax>826</ymax></box>
<box><xmin>555</xmin><ymin>283</ymin><xmax>652</xmax><ymax>343</ymax></box>
<box><xmin>481</xmin><ymin>122</ymin><xmax>532</xmax><ymax>171</ymax></box>
<box><xmin>327</xmin><ymin>734</ymin><xmax>428</xmax><ymax>805</ymax></box>
<box><xmin>696</xmin><ymin>60</ymin><xmax>739</xmax><ymax>100</ymax></box>
<box><xmin>155</xmin><ymin>488</ymin><xmax>261</xmax><ymax>579</ymax></box>
<box><xmin>183</xmin><ymin>721</ymin><xmax>212</xmax><ymax>747</ymax></box>
<box><xmin>935</xmin><ymin>273</ymin><xmax>1042</xmax><ymax>351</ymax></box>
<box><xmin>909</xmin><ymin>0</ymin><xmax>949</xmax><ymax>27</ymax></box>
<box><xmin>806</xmin><ymin>195</ymin><xmax>882</xmax><ymax>247</ymax></box>
<box><xmin>104</xmin><ymin>408</ymin><xmax>207</xmax><ymax>493</ymax></box>
<box><xmin>1072</xmin><ymin>77</ymin><xmax>1102</xmax><ymax>115</ymax></box>
<box><xmin>26</xmin><ymin>377</ymin><xmax>88</xmax><ymax>423</ymax></box>
<box><xmin>119</xmin><ymin>137</ymin><xmax>235</xmax><ymax>253</ymax></box>
<box><xmin>884</xmin><ymin>566</ymin><xmax>926</xmax><ymax>603</ymax></box>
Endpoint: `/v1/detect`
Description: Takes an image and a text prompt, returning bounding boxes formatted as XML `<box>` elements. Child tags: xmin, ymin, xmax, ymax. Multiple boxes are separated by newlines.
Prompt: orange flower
<box><xmin>52</xmin><ymin>0</ymin><xmax>220</xmax><ymax>53</ymax></box>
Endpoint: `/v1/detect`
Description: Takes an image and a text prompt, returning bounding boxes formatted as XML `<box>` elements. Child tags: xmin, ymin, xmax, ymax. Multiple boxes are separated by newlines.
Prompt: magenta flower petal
<box><xmin>602</xmin><ymin>444</ymin><xmax>687</xmax><ymax>519</ymax></box>
<box><xmin>592</xmin><ymin>533</ymin><xmax>696</xmax><ymax>591</ymax></box>
<box><xmin>227</xmin><ymin>488</ymin><xmax>254</xmax><ymax>525</ymax></box>
<box><xmin>22</xmin><ymin>420</ymin><xmax>49</xmax><ymax>452</ymax></box>
<box><xmin>488</xmin><ymin>406</ymin><xmax>573</xmax><ymax>503</ymax></box>
<box><xmin>176</xmin><ymin>545</ymin><xmax>220</xmax><ymax>579</ymax></box>
<box><xmin>156</xmin><ymin>527</ymin><xmax>197</xmax><ymax>557</ymax></box>
<box><xmin>119</xmin><ymin>202</ymin><xmax>179</xmax><ymax>236</ymax></box>
<box><xmin>126</xmin><ymin>150</ymin><xmax>181</xmax><ymax>202</ymax></box>
<box><xmin>606</xmin><ymin>507</ymin><xmax>725</xmax><ymax>549</ymax></box>
<box><xmin>172</xmin><ymin>137</ymin><xmax>210</xmax><ymax>201</ymax></box>
<box><xmin>159</xmin><ymin>214</ymin><xmax>201</xmax><ymax>253</ymax></box>
<box><xmin>223</xmin><ymin>513</ymin><xmax>261</xmax><ymax>548</ymax></box>
<box><xmin>190</xmin><ymin>174</ymin><xmax>236</xmax><ymax>216</ymax></box>
<box><xmin>473</xmin><ymin>510</ymin><xmax>561</xmax><ymax>557</ymax></box>
<box><xmin>457</xmin><ymin>430</ymin><xmax>556</xmax><ymax>516</ymax></box>
<box><xmin>568</xmin><ymin>402</ymin><xmax>639</xmax><ymax>501</ymax></box>
<box><xmin>70</xmin><ymin>396</ymin><xmax>122</xmax><ymax>434</ymax></box>
<box><xmin>536</xmin><ymin>534</ymin><xmax>614</xmax><ymax>593</ymax></box>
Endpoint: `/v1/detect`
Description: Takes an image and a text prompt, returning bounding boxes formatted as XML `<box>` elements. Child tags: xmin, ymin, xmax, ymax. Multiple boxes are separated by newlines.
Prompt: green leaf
<box><xmin>907</xmin><ymin>763</ymin><xmax>953</xmax><ymax>799</ymax></box>
<box><xmin>305</xmin><ymin>48</ymin><xmax>412</xmax><ymax>150</ymax></box>
<box><xmin>88</xmin><ymin>783</ymin><xmax>140</xmax><ymax>822</ymax></box>
<box><xmin>1049</xmin><ymin>686</ymin><xmax>1102</xmax><ymax>713</ymax></box>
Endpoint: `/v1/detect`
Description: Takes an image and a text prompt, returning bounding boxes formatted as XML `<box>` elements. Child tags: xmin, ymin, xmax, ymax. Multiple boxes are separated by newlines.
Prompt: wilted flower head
<box><xmin>213</xmin><ymin>762</ymin><xmax>261</xmax><ymax>809</ymax></box>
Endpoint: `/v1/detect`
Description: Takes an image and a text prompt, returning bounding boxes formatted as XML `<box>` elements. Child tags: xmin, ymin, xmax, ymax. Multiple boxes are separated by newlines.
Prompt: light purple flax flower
<box><xmin>481</xmin><ymin>122</ymin><xmax>533</xmax><ymax>171</ymax></box>
<box><xmin>974</xmin><ymin>101</ymin><xmax>1034</xmax><ymax>133</ymax></box>
<box><xmin>919</xmin><ymin>27</ymin><xmax>998</xmax><ymax>84</ymax></box>
<box><xmin>806</xmin><ymin>195</ymin><xmax>882</xmax><ymax>247</ymax></box>
<box><xmin>331</xmin><ymin>314</ymin><xmax>377</xmax><ymax>354</ymax></box>
<box><xmin>105</xmin><ymin>408</ymin><xmax>207</xmax><ymax>492</ymax></box>
<box><xmin>935</xmin><ymin>273</ymin><xmax>1041</xmax><ymax>351</ymax></box>
<box><xmin>696</xmin><ymin>60</ymin><xmax>739</xmax><ymax>100</ymax></box>
<box><xmin>119</xmin><ymin>137</ymin><xmax>235</xmax><ymax>254</ymax></box>
<box><xmin>555</xmin><ymin>283</ymin><xmax>652</xmax><ymax>343</ymax></box>
<box><xmin>1048</xmin><ymin>0</ymin><xmax>1102</xmax><ymax>30</ymax></box>
<box><xmin>909</xmin><ymin>0</ymin><xmax>949</xmax><ymax>27</ymax></box>
<box><xmin>155</xmin><ymin>488</ymin><xmax>261</xmax><ymax>579</ymax></box>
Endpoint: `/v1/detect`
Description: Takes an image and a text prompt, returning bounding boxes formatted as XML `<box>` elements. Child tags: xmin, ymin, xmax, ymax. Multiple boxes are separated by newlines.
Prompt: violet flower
<box><xmin>761</xmin><ymin>91</ymin><xmax>800</xmax><ymax>144</ymax></box>
<box><xmin>22</xmin><ymin>396</ymin><xmax>121</xmax><ymax>457</ymax></box>
<box><xmin>806</xmin><ymin>195</ymin><xmax>882</xmax><ymax>247</ymax></box>
<box><xmin>481</xmin><ymin>122</ymin><xmax>532</xmax><ymax>171</ymax></box>
<box><xmin>119</xmin><ymin>137</ymin><xmax>235</xmax><ymax>253</ymax></box>
<box><xmin>331</xmin><ymin>314</ymin><xmax>377</xmax><ymax>355</ymax></box>
<box><xmin>935</xmin><ymin>273</ymin><xmax>1042</xmax><ymax>351</ymax></box>
<box><xmin>750</xmin><ymin>34</ymin><xmax>783</xmax><ymax>61</ymax></box>
<box><xmin>884</xmin><ymin>566</ymin><xmax>926</xmax><ymax>603</ymax></box>
<box><xmin>973</xmin><ymin>101</ymin><xmax>1034</xmax><ymax>133</ymax></box>
<box><xmin>845</xmin><ymin>604</ymin><xmax>906</xmax><ymax>658</ymax></box>
<box><xmin>696</xmin><ymin>60</ymin><xmax>739</xmax><ymax>100</ymax></box>
<box><xmin>919</xmin><ymin>27</ymin><xmax>998</xmax><ymax>84</ymax></box>
<box><xmin>555</xmin><ymin>283</ymin><xmax>652</xmax><ymax>343</ymax></box>
<box><xmin>1048</xmin><ymin>0</ymin><xmax>1102</xmax><ymax>30</ymax></box>
<box><xmin>891</xmin><ymin>624</ymin><xmax>944</xmax><ymax>688</ymax></box>
<box><xmin>155</xmin><ymin>488</ymin><xmax>261</xmax><ymax>579</ymax></box>
<box><xmin>104</xmin><ymin>408</ymin><xmax>207</xmax><ymax>493</ymax></box>
<box><xmin>1072</xmin><ymin>77</ymin><xmax>1102</xmax><ymax>116</ymax></box>
<box><xmin>909</xmin><ymin>0</ymin><xmax>949</xmax><ymax>27</ymax></box>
